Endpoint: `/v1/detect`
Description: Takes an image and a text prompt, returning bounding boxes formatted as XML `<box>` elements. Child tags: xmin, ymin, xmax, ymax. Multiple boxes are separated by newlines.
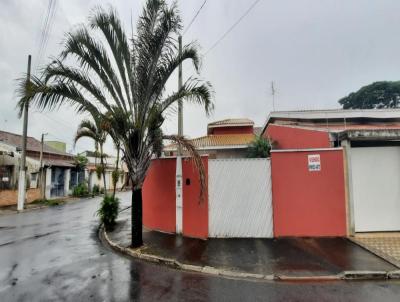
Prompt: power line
<box><xmin>182</xmin><ymin>0</ymin><xmax>207</xmax><ymax>36</ymax></box>
<box><xmin>35</xmin><ymin>0</ymin><xmax>58</xmax><ymax>71</ymax></box>
<box><xmin>204</xmin><ymin>0</ymin><xmax>261</xmax><ymax>56</ymax></box>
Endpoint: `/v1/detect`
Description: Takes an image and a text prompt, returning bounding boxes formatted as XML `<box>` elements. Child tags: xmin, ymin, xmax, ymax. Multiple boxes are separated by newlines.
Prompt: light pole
<box><xmin>176</xmin><ymin>35</ymin><xmax>183</xmax><ymax>234</ymax></box>
<box><xmin>17</xmin><ymin>55</ymin><xmax>32</xmax><ymax>211</ymax></box>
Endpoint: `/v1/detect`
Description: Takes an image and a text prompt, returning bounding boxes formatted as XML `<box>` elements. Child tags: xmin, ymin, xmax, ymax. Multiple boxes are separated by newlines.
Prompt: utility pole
<box><xmin>17</xmin><ymin>55</ymin><xmax>31</xmax><ymax>211</ymax></box>
<box><xmin>176</xmin><ymin>35</ymin><xmax>183</xmax><ymax>234</ymax></box>
<box><xmin>39</xmin><ymin>133</ymin><xmax>48</xmax><ymax>199</ymax></box>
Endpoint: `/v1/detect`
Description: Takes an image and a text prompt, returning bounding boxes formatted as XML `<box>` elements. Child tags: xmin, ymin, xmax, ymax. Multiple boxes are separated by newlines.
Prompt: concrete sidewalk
<box><xmin>105</xmin><ymin>209</ymin><xmax>398</xmax><ymax>280</ymax></box>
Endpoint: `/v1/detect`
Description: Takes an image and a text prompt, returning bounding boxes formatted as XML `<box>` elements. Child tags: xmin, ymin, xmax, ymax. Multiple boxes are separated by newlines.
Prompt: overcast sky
<box><xmin>2</xmin><ymin>0</ymin><xmax>400</xmax><ymax>155</ymax></box>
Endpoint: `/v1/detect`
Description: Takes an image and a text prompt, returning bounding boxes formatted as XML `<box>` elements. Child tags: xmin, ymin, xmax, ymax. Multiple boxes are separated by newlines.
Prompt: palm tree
<box><xmin>17</xmin><ymin>0</ymin><xmax>213</xmax><ymax>247</ymax></box>
<box><xmin>74</xmin><ymin>118</ymin><xmax>108</xmax><ymax>193</ymax></box>
<box><xmin>247</xmin><ymin>136</ymin><xmax>271</xmax><ymax>158</ymax></box>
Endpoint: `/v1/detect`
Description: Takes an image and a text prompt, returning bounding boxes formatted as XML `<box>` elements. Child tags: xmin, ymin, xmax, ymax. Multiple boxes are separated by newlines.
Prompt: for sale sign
<box><xmin>308</xmin><ymin>154</ymin><xmax>321</xmax><ymax>171</ymax></box>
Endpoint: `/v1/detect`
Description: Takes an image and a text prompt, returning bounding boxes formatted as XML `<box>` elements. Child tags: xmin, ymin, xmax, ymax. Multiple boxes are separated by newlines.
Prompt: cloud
<box><xmin>2</xmin><ymin>0</ymin><xmax>400</xmax><ymax>155</ymax></box>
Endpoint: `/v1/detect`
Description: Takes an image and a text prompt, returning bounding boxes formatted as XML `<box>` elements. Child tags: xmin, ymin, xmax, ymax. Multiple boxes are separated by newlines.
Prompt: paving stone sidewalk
<box><xmin>352</xmin><ymin>234</ymin><xmax>400</xmax><ymax>268</ymax></box>
<box><xmin>106</xmin><ymin>209</ymin><xmax>397</xmax><ymax>279</ymax></box>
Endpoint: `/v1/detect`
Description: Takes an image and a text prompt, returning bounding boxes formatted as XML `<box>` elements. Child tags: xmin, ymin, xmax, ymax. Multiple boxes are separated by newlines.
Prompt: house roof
<box><xmin>42</xmin><ymin>158</ymin><xmax>75</xmax><ymax>168</ymax></box>
<box><xmin>273</xmin><ymin>122</ymin><xmax>400</xmax><ymax>133</ymax></box>
<box><xmin>164</xmin><ymin>133</ymin><xmax>255</xmax><ymax>151</ymax></box>
<box><xmin>262</xmin><ymin>109</ymin><xmax>400</xmax><ymax>134</ymax></box>
<box><xmin>207</xmin><ymin>118</ymin><xmax>254</xmax><ymax>134</ymax></box>
<box><xmin>0</xmin><ymin>130</ymin><xmax>72</xmax><ymax>157</ymax></box>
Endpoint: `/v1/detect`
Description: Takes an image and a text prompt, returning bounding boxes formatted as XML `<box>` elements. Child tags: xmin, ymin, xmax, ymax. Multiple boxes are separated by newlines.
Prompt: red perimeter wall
<box><xmin>271</xmin><ymin>149</ymin><xmax>347</xmax><ymax>237</ymax></box>
<box><xmin>265</xmin><ymin>124</ymin><xmax>331</xmax><ymax>149</ymax></box>
<box><xmin>143</xmin><ymin>158</ymin><xmax>176</xmax><ymax>233</ymax></box>
<box><xmin>182</xmin><ymin>157</ymin><xmax>209</xmax><ymax>239</ymax></box>
<box><xmin>142</xmin><ymin>157</ymin><xmax>209</xmax><ymax>239</ymax></box>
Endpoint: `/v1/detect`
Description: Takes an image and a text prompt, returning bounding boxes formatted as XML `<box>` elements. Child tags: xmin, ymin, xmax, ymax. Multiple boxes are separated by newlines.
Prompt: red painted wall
<box><xmin>143</xmin><ymin>158</ymin><xmax>176</xmax><ymax>233</ymax></box>
<box><xmin>271</xmin><ymin>150</ymin><xmax>347</xmax><ymax>237</ymax></box>
<box><xmin>142</xmin><ymin>157</ymin><xmax>209</xmax><ymax>239</ymax></box>
<box><xmin>265</xmin><ymin>124</ymin><xmax>331</xmax><ymax>149</ymax></box>
<box><xmin>182</xmin><ymin>157</ymin><xmax>209</xmax><ymax>239</ymax></box>
<box><xmin>210</xmin><ymin>126</ymin><xmax>253</xmax><ymax>135</ymax></box>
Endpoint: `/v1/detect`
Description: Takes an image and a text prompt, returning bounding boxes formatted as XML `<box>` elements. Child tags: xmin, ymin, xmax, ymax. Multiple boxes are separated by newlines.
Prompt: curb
<box><xmin>100</xmin><ymin>226</ymin><xmax>400</xmax><ymax>281</ymax></box>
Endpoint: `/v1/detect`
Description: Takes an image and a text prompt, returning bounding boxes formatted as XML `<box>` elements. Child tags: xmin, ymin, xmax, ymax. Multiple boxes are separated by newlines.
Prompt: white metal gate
<box><xmin>351</xmin><ymin>146</ymin><xmax>400</xmax><ymax>232</ymax></box>
<box><xmin>208</xmin><ymin>158</ymin><xmax>273</xmax><ymax>238</ymax></box>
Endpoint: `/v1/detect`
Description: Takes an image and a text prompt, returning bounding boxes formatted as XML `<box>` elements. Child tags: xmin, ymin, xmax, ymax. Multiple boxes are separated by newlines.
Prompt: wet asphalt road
<box><xmin>1</xmin><ymin>192</ymin><xmax>400</xmax><ymax>302</ymax></box>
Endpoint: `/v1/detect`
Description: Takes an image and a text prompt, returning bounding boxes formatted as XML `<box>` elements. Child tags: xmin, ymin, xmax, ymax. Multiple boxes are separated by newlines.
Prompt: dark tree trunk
<box><xmin>112</xmin><ymin>147</ymin><xmax>120</xmax><ymax>198</ymax></box>
<box><xmin>131</xmin><ymin>187</ymin><xmax>143</xmax><ymax>247</ymax></box>
<box><xmin>100</xmin><ymin>144</ymin><xmax>107</xmax><ymax>196</ymax></box>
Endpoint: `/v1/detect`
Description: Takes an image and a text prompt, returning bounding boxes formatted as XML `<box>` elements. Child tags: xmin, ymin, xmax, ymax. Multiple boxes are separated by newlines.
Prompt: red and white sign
<box><xmin>308</xmin><ymin>154</ymin><xmax>321</xmax><ymax>171</ymax></box>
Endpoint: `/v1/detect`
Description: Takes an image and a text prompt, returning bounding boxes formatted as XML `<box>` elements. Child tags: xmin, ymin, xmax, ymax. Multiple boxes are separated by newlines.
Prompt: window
<box><xmin>31</xmin><ymin>173</ymin><xmax>37</xmax><ymax>182</ymax></box>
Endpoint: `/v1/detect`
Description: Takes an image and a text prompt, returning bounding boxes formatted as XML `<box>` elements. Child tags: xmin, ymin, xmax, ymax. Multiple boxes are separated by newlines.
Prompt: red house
<box><xmin>263</xmin><ymin>109</ymin><xmax>400</xmax><ymax>237</ymax></box>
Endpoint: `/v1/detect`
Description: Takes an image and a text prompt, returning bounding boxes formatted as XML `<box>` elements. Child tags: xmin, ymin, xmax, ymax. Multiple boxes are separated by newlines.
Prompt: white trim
<box><xmin>208</xmin><ymin>122</ymin><xmax>254</xmax><ymax>129</ymax></box>
<box><xmin>271</xmin><ymin>147</ymin><xmax>343</xmax><ymax>153</ymax></box>
<box><xmin>164</xmin><ymin>145</ymin><xmax>249</xmax><ymax>152</ymax></box>
<box><xmin>210</xmin><ymin>158</ymin><xmax>271</xmax><ymax>162</ymax></box>
<box><xmin>262</xmin><ymin>109</ymin><xmax>400</xmax><ymax>135</ymax></box>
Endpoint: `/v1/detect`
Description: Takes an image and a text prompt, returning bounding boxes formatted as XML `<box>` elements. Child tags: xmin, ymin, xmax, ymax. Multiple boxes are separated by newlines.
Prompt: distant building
<box><xmin>78</xmin><ymin>150</ymin><xmax>127</xmax><ymax>192</ymax></box>
<box><xmin>44</xmin><ymin>141</ymin><xmax>67</xmax><ymax>153</ymax></box>
<box><xmin>164</xmin><ymin>118</ymin><xmax>261</xmax><ymax>159</ymax></box>
<box><xmin>0</xmin><ymin>130</ymin><xmax>77</xmax><ymax>201</ymax></box>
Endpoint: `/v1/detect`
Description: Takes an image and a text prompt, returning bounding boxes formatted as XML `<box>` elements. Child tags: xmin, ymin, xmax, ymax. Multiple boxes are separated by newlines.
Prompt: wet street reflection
<box><xmin>0</xmin><ymin>192</ymin><xmax>400</xmax><ymax>301</ymax></box>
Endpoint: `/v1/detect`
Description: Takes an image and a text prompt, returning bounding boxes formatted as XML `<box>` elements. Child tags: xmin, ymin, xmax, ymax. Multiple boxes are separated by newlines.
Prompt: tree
<box><xmin>17</xmin><ymin>1</ymin><xmax>213</xmax><ymax>248</ymax></box>
<box><xmin>111</xmin><ymin>142</ymin><xmax>121</xmax><ymax>199</ymax></box>
<box><xmin>338</xmin><ymin>81</ymin><xmax>400</xmax><ymax>109</ymax></box>
<box><xmin>247</xmin><ymin>136</ymin><xmax>271</xmax><ymax>158</ymax></box>
<box><xmin>74</xmin><ymin>154</ymin><xmax>89</xmax><ymax>170</ymax></box>
<box><xmin>74</xmin><ymin>119</ymin><xmax>108</xmax><ymax>193</ymax></box>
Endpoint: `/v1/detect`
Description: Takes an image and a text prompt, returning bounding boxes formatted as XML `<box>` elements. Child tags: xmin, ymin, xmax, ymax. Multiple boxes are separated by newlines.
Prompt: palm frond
<box><xmin>160</xmin><ymin>78</ymin><xmax>214</xmax><ymax>115</ymax></box>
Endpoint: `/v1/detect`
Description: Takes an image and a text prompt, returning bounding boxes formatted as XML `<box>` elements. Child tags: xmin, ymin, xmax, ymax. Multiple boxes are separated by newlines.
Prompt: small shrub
<box><xmin>92</xmin><ymin>184</ymin><xmax>100</xmax><ymax>195</ymax></box>
<box><xmin>97</xmin><ymin>195</ymin><xmax>120</xmax><ymax>230</ymax></box>
<box><xmin>72</xmin><ymin>182</ymin><xmax>89</xmax><ymax>197</ymax></box>
<box><xmin>31</xmin><ymin>198</ymin><xmax>64</xmax><ymax>206</ymax></box>
<box><xmin>247</xmin><ymin>136</ymin><xmax>272</xmax><ymax>158</ymax></box>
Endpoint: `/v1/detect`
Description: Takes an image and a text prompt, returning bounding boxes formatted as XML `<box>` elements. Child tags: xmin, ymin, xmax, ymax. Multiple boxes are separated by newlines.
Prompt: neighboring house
<box><xmin>79</xmin><ymin>150</ymin><xmax>126</xmax><ymax>192</ymax></box>
<box><xmin>263</xmin><ymin>108</ymin><xmax>400</xmax><ymax>237</ymax></box>
<box><xmin>0</xmin><ymin>130</ymin><xmax>77</xmax><ymax>203</ymax></box>
<box><xmin>164</xmin><ymin>118</ymin><xmax>261</xmax><ymax>158</ymax></box>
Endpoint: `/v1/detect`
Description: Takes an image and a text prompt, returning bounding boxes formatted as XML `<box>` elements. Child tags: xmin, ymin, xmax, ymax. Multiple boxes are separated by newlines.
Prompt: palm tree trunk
<box><xmin>100</xmin><ymin>143</ymin><xmax>107</xmax><ymax>196</ymax></box>
<box><xmin>112</xmin><ymin>147</ymin><xmax>120</xmax><ymax>198</ymax></box>
<box><xmin>131</xmin><ymin>187</ymin><xmax>143</xmax><ymax>247</ymax></box>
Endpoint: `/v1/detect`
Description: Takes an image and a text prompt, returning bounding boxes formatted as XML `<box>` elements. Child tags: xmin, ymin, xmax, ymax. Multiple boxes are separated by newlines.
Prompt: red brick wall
<box><xmin>0</xmin><ymin>189</ymin><xmax>41</xmax><ymax>207</ymax></box>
